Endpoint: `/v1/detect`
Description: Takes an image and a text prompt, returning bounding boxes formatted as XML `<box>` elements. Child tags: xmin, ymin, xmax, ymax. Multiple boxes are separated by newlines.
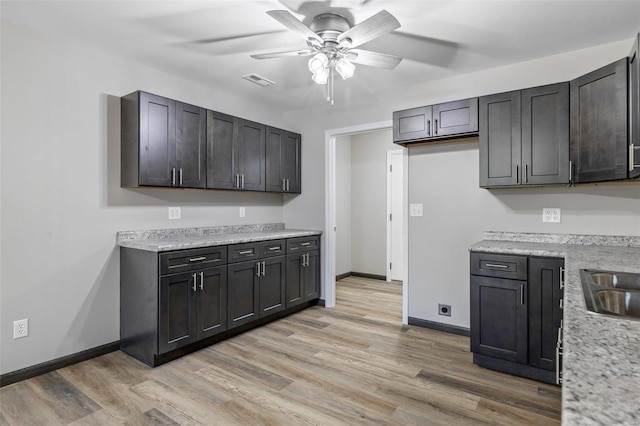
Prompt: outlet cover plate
<box><xmin>13</xmin><ymin>318</ymin><xmax>29</xmax><ymax>339</ymax></box>
<box><xmin>543</xmin><ymin>208</ymin><xmax>561</xmax><ymax>223</ymax></box>
<box><xmin>168</xmin><ymin>207</ymin><xmax>181</xmax><ymax>220</ymax></box>
<box><xmin>239</xmin><ymin>207</ymin><xmax>245</xmax><ymax>218</ymax></box>
<box><xmin>409</xmin><ymin>203</ymin><xmax>423</xmax><ymax>217</ymax></box>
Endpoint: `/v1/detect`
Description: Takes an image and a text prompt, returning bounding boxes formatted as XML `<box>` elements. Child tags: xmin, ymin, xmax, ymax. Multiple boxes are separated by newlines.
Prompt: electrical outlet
<box><xmin>543</xmin><ymin>208</ymin><xmax>561</xmax><ymax>223</ymax></box>
<box><xmin>409</xmin><ymin>203</ymin><xmax>423</xmax><ymax>217</ymax></box>
<box><xmin>239</xmin><ymin>207</ymin><xmax>245</xmax><ymax>218</ymax></box>
<box><xmin>13</xmin><ymin>319</ymin><xmax>28</xmax><ymax>339</ymax></box>
<box><xmin>438</xmin><ymin>304</ymin><xmax>451</xmax><ymax>317</ymax></box>
<box><xmin>168</xmin><ymin>207</ymin><xmax>181</xmax><ymax>220</ymax></box>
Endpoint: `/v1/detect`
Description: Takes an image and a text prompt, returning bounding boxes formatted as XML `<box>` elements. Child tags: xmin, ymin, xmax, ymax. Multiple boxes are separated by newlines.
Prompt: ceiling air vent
<box><xmin>242</xmin><ymin>73</ymin><xmax>275</xmax><ymax>87</ymax></box>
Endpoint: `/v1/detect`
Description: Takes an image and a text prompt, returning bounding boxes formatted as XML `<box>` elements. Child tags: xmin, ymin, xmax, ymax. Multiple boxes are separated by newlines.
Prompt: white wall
<box><xmin>283</xmin><ymin>38</ymin><xmax>640</xmax><ymax>328</ymax></box>
<box><xmin>350</xmin><ymin>130</ymin><xmax>396</xmax><ymax>276</ymax></box>
<box><xmin>335</xmin><ymin>135</ymin><xmax>352</xmax><ymax>276</ymax></box>
<box><xmin>0</xmin><ymin>21</ymin><xmax>289</xmax><ymax>374</ymax></box>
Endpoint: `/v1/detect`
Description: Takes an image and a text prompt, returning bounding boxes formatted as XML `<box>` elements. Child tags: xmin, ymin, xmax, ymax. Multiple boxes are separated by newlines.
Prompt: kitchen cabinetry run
<box><xmin>630</xmin><ymin>32</ymin><xmax>640</xmax><ymax>179</ymax></box>
<box><xmin>570</xmin><ymin>58</ymin><xmax>628</xmax><ymax>183</ymax></box>
<box><xmin>266</xmin><ymin>127</ymin><xmax>301</xmax><ymax>193</ymax></box>
<box><xmin>286</xmin><ymin>236</ymin><xmax>320</xmax><ymax>307</ymax></box>
<box><xmin>479</xmin><ymin>83</ymin><xmax>569</xmax><ymax>187</ymax></box>
<box><xmin>121</xmin><ymin>91</ymin><xmax>206</xmax><ymax>189</ymax></box>
<box><xmin>393</xmin><ymin>98</ymin><xmax>478</xmax><ymax>144</ymax></box>
<box><xmin>470</xmin><ymin>252</ymin><xmax>564</xmax><ymax>385</ymax></box>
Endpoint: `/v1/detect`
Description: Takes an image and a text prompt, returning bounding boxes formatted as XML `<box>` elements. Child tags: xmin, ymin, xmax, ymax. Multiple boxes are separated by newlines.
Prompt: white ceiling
<box><xmin>2</xmin><ymin>0</ymin><xmax>640</xmax><ymax>111</ymax></box>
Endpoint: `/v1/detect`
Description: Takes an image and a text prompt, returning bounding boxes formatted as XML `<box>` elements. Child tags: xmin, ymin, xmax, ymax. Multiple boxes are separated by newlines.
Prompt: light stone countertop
<box><xmin>117</xmin><ymin>223</ymin><xmax>322</xmax><ymax>252</ymax></box>
<box><xmin>470</xmin><ymin>232</ymin><xmax>640</xmax><ymax>426</ymax></box>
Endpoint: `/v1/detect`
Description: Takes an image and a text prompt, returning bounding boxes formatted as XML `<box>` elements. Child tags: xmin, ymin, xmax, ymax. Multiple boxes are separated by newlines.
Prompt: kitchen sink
<box><xmin>580</xmin><ymin>269</ymin><xmax>640</xmax><ymax>320</ymax></box>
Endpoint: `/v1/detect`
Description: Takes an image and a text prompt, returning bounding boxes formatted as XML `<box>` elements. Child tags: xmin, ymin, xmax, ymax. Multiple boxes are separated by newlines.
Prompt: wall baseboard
<box><xmin>350</xmin><ymin>271</ymin><xmax>387</xmax><ymax>281</ymax></box>
<box><xmin>408</xmin><ymin>317</ymin><xmax>470</xmax><ymax>337</ymax></box>
<box><xmin>335</xmin><ymin>272</ymin><xmax>351</xmax><ymax>281</ymax></box>
<box><xmin>0</xmin><ymin>341</ymin><xmax>120</xmax><ymax>388</ymax></box>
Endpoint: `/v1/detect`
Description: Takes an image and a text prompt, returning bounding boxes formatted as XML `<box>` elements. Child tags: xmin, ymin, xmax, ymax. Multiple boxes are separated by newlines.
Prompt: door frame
<box><xmin>324</xmin><ymin>121</ymin><xmax>409</xmax><ymax>324</ymax></box>
<box><xmin>386</xmin><ymin>149</ymin><xmax>404</xmax><ymax>282</ymax></box>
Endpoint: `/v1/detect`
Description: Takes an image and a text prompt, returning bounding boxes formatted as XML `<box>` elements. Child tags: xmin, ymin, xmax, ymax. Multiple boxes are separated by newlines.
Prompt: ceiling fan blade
<box><xmin>267</xmin><ymin>10</ymin><xmax>324</xmax><ymax>45</ymax></box>
<box><xmin>251</xmin><ymin>49</ymin><xmax>316</xmax><ymax>59</ymax></box>
<box><xmin>337</xmin><ymin>10</ymin><xmax>400</xmax><ymax>48</ymax></box>
<box><xmin>348</xmin><ymin>49</ymin><xmax>403</xmax><ymax>69</ymax></box>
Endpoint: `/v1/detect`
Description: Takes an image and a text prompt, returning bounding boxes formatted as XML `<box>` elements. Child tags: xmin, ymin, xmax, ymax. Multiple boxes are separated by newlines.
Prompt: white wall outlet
<box><xmin>543</xmin><ymin>208</ymin><xmax>561</xmax><ymax>223</ymax></box>
<box><xmin>13</xmin><ymin>318</ymin><xmax>28</xmax><ymax>339</ymax></box>
<box><xmin>239</xmin><ymin>207</ymin><xmax>245</xmax><ymax>218</ymax></box>
<box><xmin>409</xmin><ymin>203</ymin><xmax>423</xmax><ymax>217</ymax></box>
<box><xmin>168</xmin><ymin>207</ymin><xmax>181</xmax><ymax>220</ymax></box>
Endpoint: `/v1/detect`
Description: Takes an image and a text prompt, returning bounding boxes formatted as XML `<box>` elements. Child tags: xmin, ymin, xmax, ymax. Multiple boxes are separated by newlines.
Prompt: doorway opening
<box><xmin>324</xmin><ymin>121</ymin><xmax>408</xmax><ymax>323</ymax></box>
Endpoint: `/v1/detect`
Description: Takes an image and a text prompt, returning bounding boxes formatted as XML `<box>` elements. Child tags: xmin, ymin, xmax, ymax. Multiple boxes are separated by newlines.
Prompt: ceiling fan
<box><xmin>251</xmin><ymin>9</ymin><xmax>403</xmax><ymax>105</ymax></box>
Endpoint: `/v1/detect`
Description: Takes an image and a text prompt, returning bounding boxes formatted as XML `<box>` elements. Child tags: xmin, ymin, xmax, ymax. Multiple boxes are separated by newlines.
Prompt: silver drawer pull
<box><xmin>268</xmin><ymin>246</ymin><xmax>281</xmax><ymax>251</ymax></box>
<box><xmin>300</xmin><ymin>242</ymin><xmax>311</xmax><ymax>246</ymax></box>
<box><xmin>485</xmin><ymin>263</ymin><xmax>509</xmax><ymax>269</ymax></box>
<box><xmin>238</xmin><ymin>250</ymin><xmax>254</xmax><ymax>255</ymax></box>
<box><xmin>189</xmin><ymin>256</ymin><xmax>207</xmax><ymax>262</ymax></box>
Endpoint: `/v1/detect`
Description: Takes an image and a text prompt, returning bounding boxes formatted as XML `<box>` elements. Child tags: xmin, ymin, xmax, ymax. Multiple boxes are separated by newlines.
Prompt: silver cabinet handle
<box><xmin>559</xmin><ymin>267</ymin><xmax>565</xmax><ymax>290</ymax></box>
<box><xmin>300</xmin><ymin>242</ymin><xmax>311</xmax><ymax>247</ymax></box>
<box><xmin>516</xmin><ymin>164</ymin><xmax>519</xmax><ymax>184</ymax></box>
<box><xmin>192</xmin><ymin>273</ymin><xmax>197</xmax><ymax>292</ymax></box>
<box><xmin>283</xmin><ymin>179</ymin><xmax>286</xmax><ymax>191</ymax></box>
<box><xmin>262</xmin><ymin>261</ymin><xmax>266</xmax><ymax>276</ymax></box>
<box><xmin>256</xmin><ymin>261</ymin><xmax>261</xmax><ymax>277</ymax></box>
<box><xmin>268</xmin><ymin>246</ymin><xmax>280</xmax><ymax>251</ymax></box>
<box><xmin>241</xmin><ymin>174</ymin><xmax>244</xmax><ymax>189</ymax></box>
<box><xmin>286</xmin><ymin>179</ymin><xmax>290</xmax><ymax>192</ymax></box>
<box><xmin>189</xmin><ymin>256</ymin><xmax>206</xmax><ymax>262</ymax></box>
<box><xmin>172</xmin><ymin>168</ymin><xmax>176</xmax><ymax>186</ymax></box>
<box><xmin>301</xmin><ymin>254</ymin><xmax>306</xmax><ymax>267</ymax></box>
<box><xmin>235</xmin><ymin>174</ymin><xmax>239</xmax><ymax>188</ymax></box>
<box><xmin>427</xmin><ymin>119</ymin><xmax>431</xmax><ymax>136</ymax></box>
<box><xmin>569</xmin><ymin>160</ymin><xmax>573</xmax><ymax>182</ymax></box>
<box><xmin>559</xmin><ymin>298</ymin><xmax>564</xmax><ymax>309</ymax></box>
<box><xmin>555</xmin><ymin>345</ymin><xmax>562</xmax><ymax>385</ymax></box>
<box><xmin>238</xmin><ymin>250</ymin><xmax>253</xmax><ymax>255</ymax></box>
<box><xmin>179</xmin><ymin>168</ymin><xmax>183</xmax><ymax>186</ymax></box>
<box><xmin>199</xmin><ymin>272</ymin><xmax>204</xmax><ymax>290</ymax></box>
<box><xmin>520</xmin><ymin>284</ymin><xmax>525</xmax><ymax>305</ymax></box>
<box><xmin>631</xmin><ymin>144</ymin><xmax>640</xmax><ymax>170</ymax></box>
<box><xmin>485</xmin><ymin>263</ymin><xmax>509</xmax><ymax>269</ymax></box>
<box><xmin>434</xmin><ymin>118</ymin><xmax>438</xmax><ymax>135</ymax></box>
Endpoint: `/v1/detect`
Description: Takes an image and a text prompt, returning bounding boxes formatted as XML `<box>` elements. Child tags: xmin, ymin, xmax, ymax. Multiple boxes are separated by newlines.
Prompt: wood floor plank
<box><xmin>0</xmin><ymin>275</ymin><xmax>561</xmax><ymax>425</ymax></box>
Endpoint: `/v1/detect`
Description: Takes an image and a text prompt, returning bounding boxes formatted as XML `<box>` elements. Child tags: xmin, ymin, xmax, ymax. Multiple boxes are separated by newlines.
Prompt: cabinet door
<box><xmin>286</xmin><ymin>254</ymin><xmax>304</xmax><ymax>308</ymax></box>
<box><xmin>139</xmin><ymin>92</ymin><xmax>175</xmax><ymax>187</ymax></box>
<box><xmin>236</xmin><ymin>119</ymin><xmax>265</xmax><ymax>191</ymax></box>
<box><xmin>176</xmin><ymin>102</ymin><xmax>206</xmax><ymax>189</ymax></box>
<box><xmin>303</xmin><ymin>251</ymin><xmax>320</xmax><ymax>301</ymax></box>
<box><xmin>522</xmin><ymin>83</ymin><xmax>570</xmax><ymax>185</ymax></box>
<box><xmin>570</xmin><ymin>58</ymin><xmax>628</xmax><ymax>182</ymax></box>
<box><xmin>433</xmin><ymin>98</ymin><xmax>478</xmax><ymax>138</ymax></box>
<box><xmin>630</xmin><ymin>33</ymin><xmax>640</xmax><ymax>179</ymax></box>
<box><xmin>265</xmin><ymin>126</ymin><xmax>284</xmax><ymax>192</ymax></box>
<box><xmin>393</xmin><ymin>106</ymin><xmax>433</xmax><ymax>142</ymax></box>
<box><xmin>479</xmin><ymin>91</ymin><xmax>522</xmax><ymax>187</ymax></box>
<box><xmin>259</xmin><ymin>256</ymin><xmax>286</xmax><ymax>317</ymax></box>
<box><xmin>283</xmin><ymin>131</ymin><xmax>301</xmax><ymax>193</ymax></box>
<box><xmin>159</xmin><ymin>272</ymin><xmax>197</xmax><ymax>353</ymax></box>
<box><xmin>227</xmin><ymin>260</ymin><xmax>259</xmax><ymax>329</ymax></box>
<box><xmin>470</xmin><ymin>275</ymin><xmax>528</xmax><ymax>364</ymax></box>
<box><xmin>197</xmin><ymin>266</ymin><xmax>228</xmax><ymax>340</ymax></box>
<box><xmin>206</xmin><ymin>110</ymin><xmax>236</xmax><ymax>189</ymax></box>
<box><xmin>528</xmin><ymin>257</ymin><xmax>564</xmax><ymax>372</ymax></box>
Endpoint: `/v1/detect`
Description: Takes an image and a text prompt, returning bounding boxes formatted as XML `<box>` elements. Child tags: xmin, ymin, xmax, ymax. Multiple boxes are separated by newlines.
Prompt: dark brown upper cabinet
<box><xmin>266</xmin><ymin>127</ymin><xmax>301</xmax><ymax>193</ymax></box>
<box><xmin>393</xmin><ymin>98</ymin><xmax>478</xmax><ymax>144</ymax></box>
<box><xmin>479</xmin><ymin>83</ymin><xmax>569</xmax><ymax>188</ymax></box>
<box><xmin>630</xmin><ymin>32</ymin><xmax>640</xmax><ymax>179</ymax></box>
<box><xmin>121</xmin><ymin>91</ymin><xmax>206</xmax><ymax>189</ymax></box>
<box><xmin>570</xmin><ymin>58</ymin><xmax>628</xmax><ymax>183</ymax></box>
<box><xmin>236</xmin><ymin>119</ymin><xmax>266</xmax><ymax>191</ymax></box>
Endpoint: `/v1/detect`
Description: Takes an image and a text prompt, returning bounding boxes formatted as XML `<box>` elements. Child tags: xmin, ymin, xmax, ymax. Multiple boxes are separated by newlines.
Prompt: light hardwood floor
<box><xmin>0</xmin><ymin>276</ymin><xmax>561</xmax><ymax>425</ymax></box>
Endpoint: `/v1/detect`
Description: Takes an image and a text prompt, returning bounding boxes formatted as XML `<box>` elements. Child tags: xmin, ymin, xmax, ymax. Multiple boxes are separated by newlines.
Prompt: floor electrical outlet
<box><xmin>543</xmin><ymin>208</ymin><xmax>561</xmax><ymax>223</ymax></box>
<box><xmin>13</xmin><ymin>319</ymin><xmax>28</xmax><ymax>339</ymax></box>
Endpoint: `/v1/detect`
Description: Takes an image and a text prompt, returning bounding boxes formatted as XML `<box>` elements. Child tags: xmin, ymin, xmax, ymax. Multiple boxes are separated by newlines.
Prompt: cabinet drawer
<box><xmin>470</xmin><ymin>252</ymin><xmax>527</xmax><ymax>280</ymax></box>
<box><xmin>259</xmin><ymin>239</ymin><xmax>286</xmax><ymax>258</ymax></box>
<box><xmin>160</xmin><ymin>246</ymin><xmax>227</xmax><ymax>275</ymax></box>
<box><xmin>287</xmin><ymin>236</ymin><xmax>320</xmax><ymax>253</ymax></box>
<box><xmin>228</xmin><ymin>242</ymin><xmax>260</xmax><ymax>263</ymax></box>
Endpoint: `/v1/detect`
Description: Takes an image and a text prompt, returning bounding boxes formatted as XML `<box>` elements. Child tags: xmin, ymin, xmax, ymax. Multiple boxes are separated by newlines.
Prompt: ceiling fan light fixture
<box><xmin>335</xmin><ymin>58</ymin><xmax>355</xmax><ymax>80</ymax></box>
<box><xmin>308</xmin><ymin>53</ymin><xmax>329</xmax><ymax>74</ymax></box>
<box><xmin>312</xmin><ymin>67</ymin><xmax>330</xmax><ymax>85</ymax></box>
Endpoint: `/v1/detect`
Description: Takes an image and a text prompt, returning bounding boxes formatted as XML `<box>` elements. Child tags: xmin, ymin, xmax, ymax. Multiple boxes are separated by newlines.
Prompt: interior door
<box><xmin>388</xmin><ymin>150</ymin><xmax>404</xmax><ymax>281</ymax></box>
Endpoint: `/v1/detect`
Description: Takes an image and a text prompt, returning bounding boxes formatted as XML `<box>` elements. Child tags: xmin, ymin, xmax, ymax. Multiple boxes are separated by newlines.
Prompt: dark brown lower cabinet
<box><xmin>227</xmin><ymin>260</ymin><xmax>260</xmax><ymax>329</ymax></box>
<box><xmin>470</xmin><ymin>252</ymin><xmax>564</xmax><ymax>385</ymax></box>
<box><xmin>258</xmin><ymin>256</ymin><xmax>286</xmax><ymax>317</ymax></box>
<box><xmin>286</xmin><ymin>248</ymin><xmax>320</xmax><ymax>308</ymax></box>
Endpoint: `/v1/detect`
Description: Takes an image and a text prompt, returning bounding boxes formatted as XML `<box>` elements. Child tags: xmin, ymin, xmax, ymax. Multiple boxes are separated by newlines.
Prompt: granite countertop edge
<box><xmin>117</xmin><ymin>223</ymin><xmax>322</xmax><ymax>252</ymax></box>
<box><xmin>470</xmin><ymin>232</ymin><xmax>640</xmax><ymax>425</ymax></box>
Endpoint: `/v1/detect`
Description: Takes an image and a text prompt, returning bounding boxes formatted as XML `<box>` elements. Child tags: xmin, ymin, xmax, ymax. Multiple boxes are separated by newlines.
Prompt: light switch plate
<box><xmin>168</xmin><ymin>207</ymin><xmax>181</xmax><ymax>220</ymax></box>
<box><xmin>409</xmin><ymin>203</ymin><xmax>423</xmax><ymax>217</ymax></box>
<box><xmin>543</xmin><ymin>208</ymin><xmax>561</xmax><ymax>223</ymax></box>
<box><xmin>239</xmin><ymin>207</ymin><xmax>245</xmax><ymax>218</ymax></box>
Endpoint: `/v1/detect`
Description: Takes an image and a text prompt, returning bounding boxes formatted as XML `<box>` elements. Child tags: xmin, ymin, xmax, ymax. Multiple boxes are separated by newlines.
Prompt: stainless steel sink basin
<box><xmin>597</xmin><ymin>290</ymin><xmax>640</xmax><ymax>317</ymax></box>
<box><xmin>590</xmin><ymin>271</ymin><xmax>640</xmax><ymax>291</ymax></box>
<box><xmin>580</xmin><ymin>269</ymin><xmax>640</xmax><ymax>320</ymax></box>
